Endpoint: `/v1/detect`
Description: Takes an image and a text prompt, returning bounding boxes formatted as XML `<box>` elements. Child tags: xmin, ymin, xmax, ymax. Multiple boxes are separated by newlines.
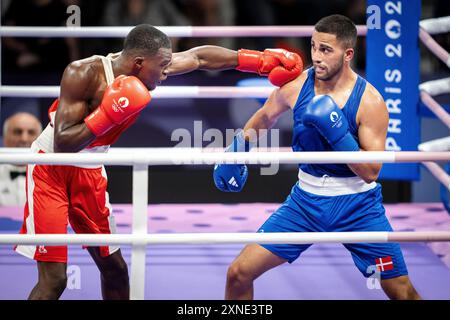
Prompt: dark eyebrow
<box><xmin>311</xmin><ymin>41</ymin><xmax>332</xmax><ymax>49</ymax></box>
<box><xmin>319</xmin><ymin>44</ymin><xmax>333</xmax><ymax>50</ymax></box>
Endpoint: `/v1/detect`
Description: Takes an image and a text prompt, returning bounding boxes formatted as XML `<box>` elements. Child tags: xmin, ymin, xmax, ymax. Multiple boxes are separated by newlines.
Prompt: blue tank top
<box><xmin>292</xmin><ymin>68</ymin><xmax>367</xmax><ymax>177</ymax></box>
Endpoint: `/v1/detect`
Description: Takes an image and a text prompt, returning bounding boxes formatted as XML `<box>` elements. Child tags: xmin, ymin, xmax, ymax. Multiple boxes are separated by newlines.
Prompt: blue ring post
<box><xmin>367</xmin><ymin>0</ymin><xmax>421</xmax><ymax>180</ymax></box>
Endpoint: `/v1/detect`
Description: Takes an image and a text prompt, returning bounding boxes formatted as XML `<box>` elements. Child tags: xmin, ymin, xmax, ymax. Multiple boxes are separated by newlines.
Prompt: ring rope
<box><xmin>418</xmin><ymin>137</ymin><xmax>450</xmax><ymax>152</ymax></box>
<box><xmin>1</xmin><ymin>231</ymin><xmax>450</xmax><ymax>246</ymax></box>
<box><xmin>0</xmin><ymin>25</ymin><xmax>368</xmax><ymax>38</ymax></box>
<box><xmin>419</xmin><ymin>77</ymin><xmax>450</xmax><ymax>96</ymax></box>
<box><xmin>0</xmin><ymin>85</ymin><xmax>274</xmax><ymax>99</ymax></box>
<box><xmin>1</xmin><ymin>81</ymin><xmax>449</xmax><ymax>100</ymax></box>
<box><xmin>420</xmin><ymin>16</ymin><xmax>450</xmax><ymax>34</ymax></box>
<box><xmin>0</xmin><ymin>151</ymin><xmax>448</xmax><ymax>166</ymax></box>
<box><xmin>418</xmin><ymin>26</ymin><xmax>450</xmax><ymax>201</ymax></box>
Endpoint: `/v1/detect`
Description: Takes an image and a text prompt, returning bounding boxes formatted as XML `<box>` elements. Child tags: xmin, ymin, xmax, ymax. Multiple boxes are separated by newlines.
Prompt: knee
<box><xmin>226</xmin><ymin>262</ymin><xmax>253</xmax><ymax>287</ymax></box>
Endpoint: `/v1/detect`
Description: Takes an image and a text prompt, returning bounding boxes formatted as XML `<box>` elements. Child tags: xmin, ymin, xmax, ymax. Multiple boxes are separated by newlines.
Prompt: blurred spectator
<box><xmin>103</xmin><ymin>0</ymin><xmax>190</xmax><ymax>51</ymax></box>
<box><xmin>0</xmin><ymin>113</ymin><xmax>42</xmax><ymax>206</ymax></box>
<box><xmin>176</xmin><ymin>0</ymin><xmax>236</xmax><ymax>50</ymax></box>
<box><xmin>177</xmin><ymin>0</ymin><xmax>234</xmax><ymax>27</ymax></box>
<box><xmin>2</xmin><ymin>0</ymin><xmax>80</xmax><ymax>74</ymax></box>
<box><xmin>104</xmin><ymin>0</ymin><xmax>189</xmax><ymax>27</ymax></box>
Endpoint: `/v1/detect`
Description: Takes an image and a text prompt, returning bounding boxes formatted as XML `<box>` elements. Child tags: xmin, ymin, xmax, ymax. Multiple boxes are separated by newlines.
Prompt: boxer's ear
<box><xmin>344</xmin><ymin>48</ymin><xmax>354</xmax><ymax>62</ymax></box>
<box><xmin>133</xmin><ymin>56</ymin><xmax>145</xmax><ymax>70</ymax></box>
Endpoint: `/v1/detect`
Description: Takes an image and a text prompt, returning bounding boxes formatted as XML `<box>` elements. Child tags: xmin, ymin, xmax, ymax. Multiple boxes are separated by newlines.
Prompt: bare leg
<box><xmin>381</xmin><ymin>275</ymin><xmax>421</xmax><ymax>300</ymax></box>
<box><xmin>29</xmin><ymin>261</ymin><xmax>67</xmax><ymax>300</ymax></box>
<box><xmin>226</xmin><ymin>244</ymin><xmax>287</xmax><ymax>300</ymax></box>
<box><xmin>88</xmin><ymin>248</ymin><xmax>129</xmax><ymax>300</ymax></box>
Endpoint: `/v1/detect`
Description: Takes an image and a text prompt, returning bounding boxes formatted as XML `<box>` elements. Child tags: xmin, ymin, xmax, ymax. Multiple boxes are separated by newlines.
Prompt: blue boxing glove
<box><xmin>213</xmin><ymin>131</ymin><xmax>252</xmax><ymax>192</ymax></box>
<box><xmin>303</xmin><ymin>95</ymin><xmax>359</xmax><ymax>151</ymax></box>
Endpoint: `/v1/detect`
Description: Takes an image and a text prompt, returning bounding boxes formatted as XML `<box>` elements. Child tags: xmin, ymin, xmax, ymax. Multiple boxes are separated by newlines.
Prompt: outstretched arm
<box><xmin>167</xmin><ymin>45</ymin><xmax>238</xmax><ymax>76</ymax></box>
<box><xmin>167</xmin><ymin>46</ymin><xmax>303</xmax><ymax>87</ymax></box>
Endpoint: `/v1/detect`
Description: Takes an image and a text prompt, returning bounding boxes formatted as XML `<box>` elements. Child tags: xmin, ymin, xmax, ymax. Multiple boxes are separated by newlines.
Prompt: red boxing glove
<box><xmin>236</xmin><ymin>49</ymin><xmax>303</xmax><ymax>87</ymax></box>
<box><xmin>236</xmin><ymin>49</ymin><xmax>280</xmax><ymax>75</ymax></box>
<box><xmin>264</xmin><ymin>49</ymin><xmax>303</xmax><ymax>87</ymax></box>
<box><xmin>84</xmin><ymin>75</ymin><xmax>151</xmax><ymax>136</ymax></box>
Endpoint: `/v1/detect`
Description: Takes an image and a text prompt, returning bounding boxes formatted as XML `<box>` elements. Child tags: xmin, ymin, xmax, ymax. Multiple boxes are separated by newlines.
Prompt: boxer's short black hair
<box><xmin>123</xmin><ymin>24</ymin><xmax>171</xmax><ymax>56</ymax></box>
<box><xmin>314</xmin><ymin>15</ymin><xmax>357</xmax><ymax>49</ymax></box>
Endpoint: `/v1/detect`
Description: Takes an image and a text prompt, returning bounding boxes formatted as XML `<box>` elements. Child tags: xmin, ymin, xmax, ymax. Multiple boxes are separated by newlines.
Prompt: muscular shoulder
<box><xmin>61</xmin><ymin>56</ymin><xmax>104</xmax><ymax>99</ymax></box>
<box><xmin>277</xmin><ymin>69</ymin><xmax>309</xmax><ymax>109</ymax></box>
<box><xmin>64</xmin><ymin>56</ymin><xmax>103</xmax><ymax>83</ymax></box>
<box><xmin>357</xmin><ymin>81</ymin><xmax>388</xmax><ymax>125</ymax></box>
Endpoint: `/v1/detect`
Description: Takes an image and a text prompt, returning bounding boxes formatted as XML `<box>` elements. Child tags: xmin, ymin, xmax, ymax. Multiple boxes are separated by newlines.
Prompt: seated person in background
<box><xmin>0</xmin><ymin>112</ymin><xmax>42</xmax><ymax>206</ymax></box>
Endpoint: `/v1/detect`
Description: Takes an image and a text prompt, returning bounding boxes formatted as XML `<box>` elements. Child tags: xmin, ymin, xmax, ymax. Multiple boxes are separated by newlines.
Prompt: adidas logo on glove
<box><xmin>228</xmin><ymin>177</ymin><xmax>239</xmax><ymax>188</ymax></box>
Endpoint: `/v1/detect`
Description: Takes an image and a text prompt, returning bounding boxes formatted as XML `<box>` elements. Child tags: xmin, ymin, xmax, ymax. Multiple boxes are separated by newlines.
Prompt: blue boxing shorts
<box><xmin>258</xmin><ymin>169</ymin><xmax>408</xmax><ymax>280</ymax></box>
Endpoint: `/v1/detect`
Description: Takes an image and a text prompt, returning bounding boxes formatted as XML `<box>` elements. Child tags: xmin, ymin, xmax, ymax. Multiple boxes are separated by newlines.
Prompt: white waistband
<box><xmin>297</xmin><ymin>169</ymin><xmax>377</xmax><ymax>196</ymax></box>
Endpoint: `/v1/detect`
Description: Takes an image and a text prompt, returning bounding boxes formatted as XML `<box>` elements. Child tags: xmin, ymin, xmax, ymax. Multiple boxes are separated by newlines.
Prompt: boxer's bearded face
<box><xmin>311</xmin><ymin>31</ymin><xmax>352</xmax><ymax>81</ymax></box>
<box><xmin>136</xmin><ymin>47</ymin><xmax>172</xmax><ymax>90</ymax></box>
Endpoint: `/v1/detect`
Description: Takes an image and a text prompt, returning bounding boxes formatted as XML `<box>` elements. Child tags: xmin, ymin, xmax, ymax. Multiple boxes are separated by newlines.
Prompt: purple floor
<box><xmin>0</xmin><ymin>203</ymin><xmax>449</xmax><ymax>300</ymax></box>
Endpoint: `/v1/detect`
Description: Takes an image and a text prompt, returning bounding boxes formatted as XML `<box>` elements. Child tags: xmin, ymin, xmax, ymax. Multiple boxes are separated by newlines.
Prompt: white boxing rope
<box><xmin>418</xmin><ymin>80</ymin><xmax>450</xmax><ymax>191</ymax></box>
<box><xmin>0</xmin><ymin>151</ymin><xmax>449</xmax><ymax>166</ymax></box>
<box><xmin>419</xmin><ymin>77</ymin><xmax>450</xmax><ymax>96</ymax></box>
<box><xmin>2</xmin><ymin>82</ymin><xmax>450</xmax><ymax>101</ymax></box>
<box><xmin>150</xmin><ymin>86</ymin><xmax>274</xmax><ymax>99</ymax></box>
<box><xmin>418</xmin><ymin>137</ymin><xmax>450</xmax><ymax>152</ymax></box>
<box><xmin>0</xmin><ymin>147</ymin><xmax>293</xmax><ymax>154</ymax></box>
<box><xmin>1</xmin><ymin>231</ymin><xmax>450</xmax><ymax>246</ymax></box>
<box><xmin>0</xmin><ymin>86</ymin><xmax>60</xmax><ymax>98</ymax></box>
<box><xmin>420</xmin><ymin>16</ymin><xmax>450</xmax><ymax>35</ymax></box>
<box><xmin>2</xmin><ymin>78</ymin><xmax>447</xmax><ymax>103</ymax></box>
<box><xmin>0</xmin><ymin>25</ymin><xmax>368</xmax><ymax>38</ymax></box>
<box><xmin>108</xmin><ymin>147</ymin><xmax>294</xmax><ymax>153</ymax></box>
<box><xmin>0</xmin><ymin>85</ymin><xmax>274</xmax><ymax>99</ymax></box>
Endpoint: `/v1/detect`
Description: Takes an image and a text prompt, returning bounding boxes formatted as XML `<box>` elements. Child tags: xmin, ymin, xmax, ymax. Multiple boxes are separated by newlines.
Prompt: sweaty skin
<box><xmin>225</xmin><ymin>30</ymin><xmax>419</xmax><ymax>301</ymax></box>
<box><xmin>54</xmin><ymin>46</ymin><xmax>238</xmax><ymax>153</ymax></box>
<box><xmin>241</xmin><ymin>31</ymin><xmax>389</xmax><ymax>184</ymax></box>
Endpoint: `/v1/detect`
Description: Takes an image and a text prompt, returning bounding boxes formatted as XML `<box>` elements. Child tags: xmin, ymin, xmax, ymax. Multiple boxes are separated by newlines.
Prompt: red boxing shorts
<box><xmin>15</xmin><ymin>150</ymin><xmax>119</xmax><ymax>263</ymax></box>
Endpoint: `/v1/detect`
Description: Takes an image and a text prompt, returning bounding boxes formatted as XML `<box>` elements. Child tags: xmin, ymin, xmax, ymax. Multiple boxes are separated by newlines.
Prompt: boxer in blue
<box><xmin>215</xmin><ymin>15</ymin><xmax>420</xmax><ymax>300</ymax></box>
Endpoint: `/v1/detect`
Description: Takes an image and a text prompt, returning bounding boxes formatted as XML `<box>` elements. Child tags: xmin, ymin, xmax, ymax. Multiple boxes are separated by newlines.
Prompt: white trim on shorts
<box><xmin>101</xmin><ymin>166</ymin><xmax>120</xmax><ymax>256</ymax></box>
<box><xmin>297</xmin><ymin>168</ymin><xmax>377</xmax><ymax>196</ymax></box>
<box><xmin>15</xmin><ymin>162</ymin><xmax>38</xmax><ymax>259</ymax></box>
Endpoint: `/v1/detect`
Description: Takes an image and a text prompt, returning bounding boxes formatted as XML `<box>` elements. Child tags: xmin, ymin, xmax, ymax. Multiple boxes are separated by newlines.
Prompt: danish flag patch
<box><xmin>375</xmin><ymin>256</ymin><xmax>394</xmax><ymax>272</ymax></box>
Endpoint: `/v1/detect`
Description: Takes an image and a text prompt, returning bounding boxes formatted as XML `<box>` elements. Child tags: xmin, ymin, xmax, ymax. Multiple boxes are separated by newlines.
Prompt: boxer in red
<box><xmin>15</xmin><ymin>24</ymin><xmax>303</xmax><ymax>300</ymax></box>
